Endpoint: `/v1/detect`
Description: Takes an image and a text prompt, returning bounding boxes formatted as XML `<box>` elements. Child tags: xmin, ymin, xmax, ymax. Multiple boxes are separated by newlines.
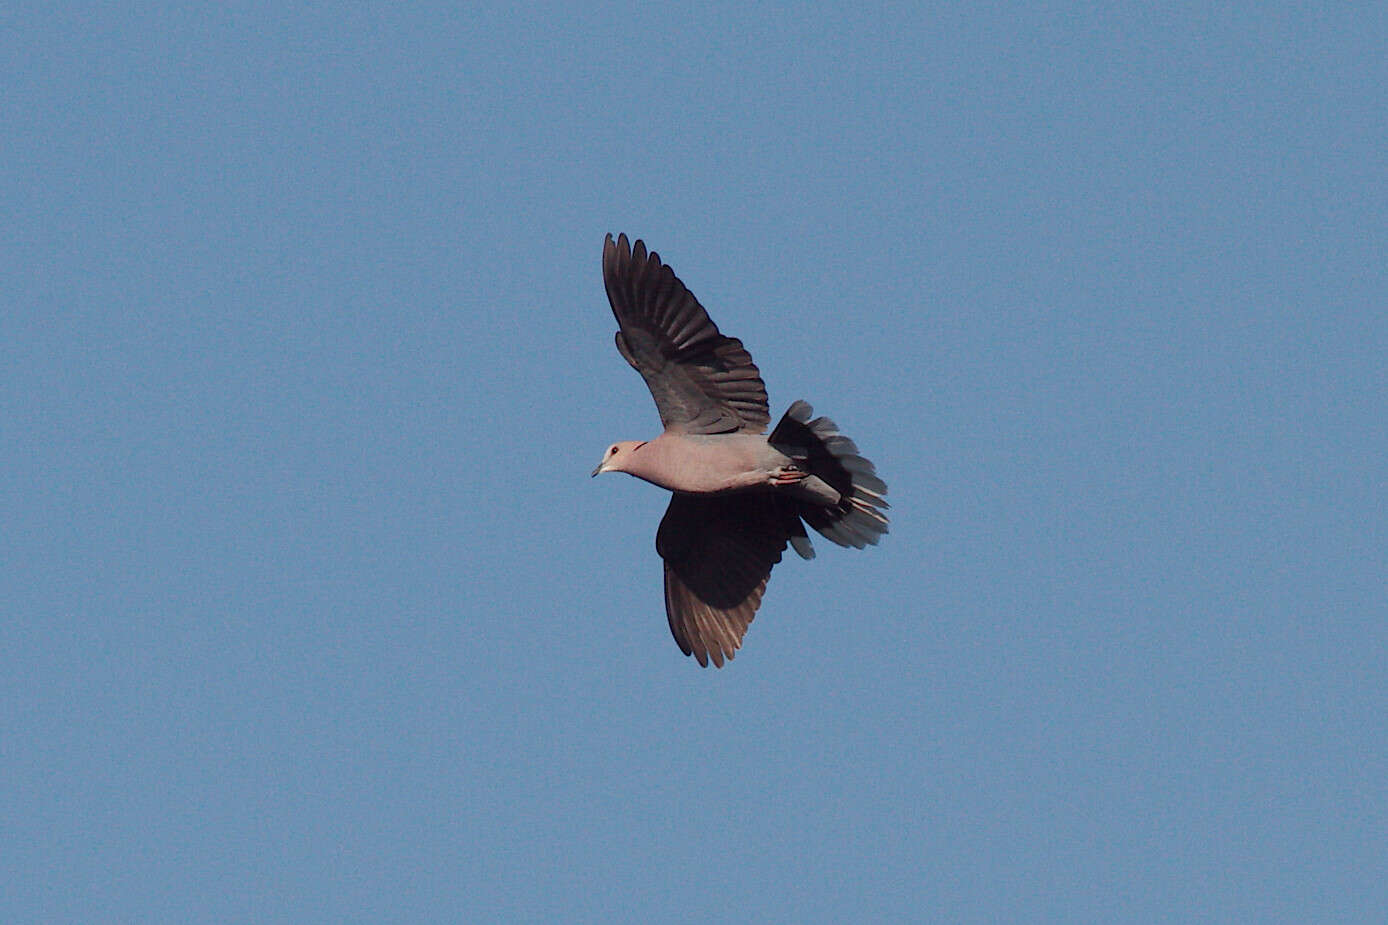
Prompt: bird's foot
<box><xmin>769</xmin><ymin>465</ymin><xmax>808</xmax><ymax>487</ymax></box>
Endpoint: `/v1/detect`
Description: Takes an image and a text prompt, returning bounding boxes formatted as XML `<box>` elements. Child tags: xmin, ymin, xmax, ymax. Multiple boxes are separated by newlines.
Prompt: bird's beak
<box><xmin>591</xmin><ymin>461</ymin><xmax>604</xmax><ymax>478</ymax></box>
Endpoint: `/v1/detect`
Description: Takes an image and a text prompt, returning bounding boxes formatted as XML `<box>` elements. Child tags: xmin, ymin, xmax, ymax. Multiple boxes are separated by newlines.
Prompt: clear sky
<box><xmin>3</xmin><ymin>3</ymin><xmax>1385</xmax><ymax>922</ymax></box>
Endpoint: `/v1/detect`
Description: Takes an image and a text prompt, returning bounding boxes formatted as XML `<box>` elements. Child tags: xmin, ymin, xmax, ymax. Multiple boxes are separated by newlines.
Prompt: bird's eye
<box><xmin>610</xmin><ymin>446</ymin><xmax>618</xmax><ymax>455</ymax></box>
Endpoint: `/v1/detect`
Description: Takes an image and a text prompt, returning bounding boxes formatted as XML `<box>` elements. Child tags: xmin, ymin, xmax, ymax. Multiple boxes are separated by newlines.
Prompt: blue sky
<box><xmin>3</xmin><ymin>2</ymin><xmax>1385</xmax><ymax>921</ymax></box>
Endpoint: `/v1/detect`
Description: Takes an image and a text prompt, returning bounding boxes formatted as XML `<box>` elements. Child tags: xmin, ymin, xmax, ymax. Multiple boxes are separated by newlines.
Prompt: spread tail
<box><xmin>769</xmin><ymin>400</ymin><xmax>889</xmax><ymax>554</ymax></box>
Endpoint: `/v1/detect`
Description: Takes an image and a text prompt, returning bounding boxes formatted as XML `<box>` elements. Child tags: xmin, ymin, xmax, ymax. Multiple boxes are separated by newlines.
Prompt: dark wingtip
<box><xmin>604</xmin><ymin>232</ymin><xmax>629</xmax><ymax>262</ymax></box>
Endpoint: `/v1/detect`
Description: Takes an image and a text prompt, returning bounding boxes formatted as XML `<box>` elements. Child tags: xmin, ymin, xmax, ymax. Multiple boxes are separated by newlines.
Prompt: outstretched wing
<box><xmin>603</xmin><ymin>233</ymin><xmax>769</xmax><ymax>435</ymax></box>
<box><xmin>655</xmin><ymin>493</ymin><xmax>806</xmax><ymax>667</ymax></box>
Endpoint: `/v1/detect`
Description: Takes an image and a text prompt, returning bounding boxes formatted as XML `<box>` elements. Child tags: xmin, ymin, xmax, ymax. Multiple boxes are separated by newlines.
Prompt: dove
<box><xmin>593</xmin><ymin>234</ymin><xmax>888</xmax><ymax>667</ymax></box>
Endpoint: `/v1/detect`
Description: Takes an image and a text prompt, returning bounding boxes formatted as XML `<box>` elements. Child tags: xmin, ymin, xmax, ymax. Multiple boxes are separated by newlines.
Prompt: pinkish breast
<box><xmin>625</xmin><ymin>433</ymin><xmax>772</xmax><ymax>494</ymax></box>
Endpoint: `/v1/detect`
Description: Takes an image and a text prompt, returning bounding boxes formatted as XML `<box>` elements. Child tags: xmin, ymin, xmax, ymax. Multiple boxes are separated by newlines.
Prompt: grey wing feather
<box><xmin>604</xmin><ymin>233</ymin><xmax>770</xmax><ymax>435</ymax></box>
<box><xmin>655</xmin><ymin>493</ymin><xmax>806</xmax><ymax>667</ymax></box>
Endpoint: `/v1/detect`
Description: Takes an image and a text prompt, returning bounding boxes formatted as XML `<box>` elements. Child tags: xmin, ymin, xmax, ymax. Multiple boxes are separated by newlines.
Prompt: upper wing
<box><xmin>603</xmin><ymin>233</ymin><xmax>769</xmax><ymax>435</ymax></box>
<box><xmin>655</xmin><ymin>493</ymin><xmax>806</xmax><ymax>667</ymax></box>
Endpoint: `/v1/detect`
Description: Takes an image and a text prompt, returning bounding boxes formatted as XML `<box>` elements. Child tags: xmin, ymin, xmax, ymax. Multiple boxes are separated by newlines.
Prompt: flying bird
<box><xmin>592</xmin><ymin>234</ymin><xmax>889</xmax><ymax>667</ymax></box>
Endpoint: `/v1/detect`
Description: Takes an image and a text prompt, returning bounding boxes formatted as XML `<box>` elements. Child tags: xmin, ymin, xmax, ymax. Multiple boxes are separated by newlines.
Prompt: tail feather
<box><xmin>769</xmin><ymin>400</ymin><xmax>890</xmax><ymax>551</ymax></box>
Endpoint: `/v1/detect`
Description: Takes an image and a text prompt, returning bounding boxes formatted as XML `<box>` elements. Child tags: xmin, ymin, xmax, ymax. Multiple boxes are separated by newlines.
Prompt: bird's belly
<box><xmin>636</xmin><ymin>436</ymin><xmax>774</xmax><ymax>494</ymax></box>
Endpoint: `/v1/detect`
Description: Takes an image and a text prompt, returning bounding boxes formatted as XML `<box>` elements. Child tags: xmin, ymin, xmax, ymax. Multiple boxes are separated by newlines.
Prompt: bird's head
<box><xmin>591</xmin><ymin>440</ymin><xmax>647</xmax><ymax>477</ymax></box>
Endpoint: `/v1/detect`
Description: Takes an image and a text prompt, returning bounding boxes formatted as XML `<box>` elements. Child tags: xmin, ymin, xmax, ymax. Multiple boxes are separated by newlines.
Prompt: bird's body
<box><xmin>604</xmin><ymin>432</ymin><xmax>847</xmax><ymax>505</ymax></box>
<box><xmin>605</xmin><ymin>433</ymin><xmax>788</xmax><ymax>494</ymax></box>
<box><xmin>592</xmin><ymin>234</ymin><xmax>888</xmax><ymax>666</ymax></box>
